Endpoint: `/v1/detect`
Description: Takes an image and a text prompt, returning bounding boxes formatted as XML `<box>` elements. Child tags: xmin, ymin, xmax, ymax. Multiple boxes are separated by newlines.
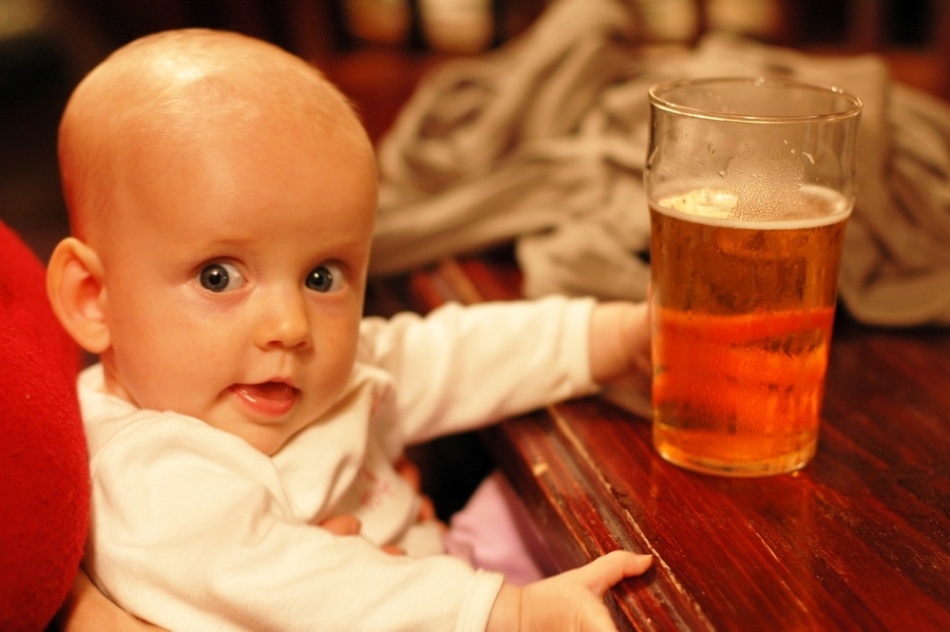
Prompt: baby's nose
<box><xmin>255</xmin><ymin>288</ymin><xmax>312</xmax><ymax>349</ymax></box>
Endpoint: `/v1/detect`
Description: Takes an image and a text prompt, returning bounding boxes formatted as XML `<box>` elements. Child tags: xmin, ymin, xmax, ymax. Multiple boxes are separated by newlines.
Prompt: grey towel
<box><xmin>371</xmin><ymin>0</ymin><xmax>950</xmax><ymax>327</ymax></box>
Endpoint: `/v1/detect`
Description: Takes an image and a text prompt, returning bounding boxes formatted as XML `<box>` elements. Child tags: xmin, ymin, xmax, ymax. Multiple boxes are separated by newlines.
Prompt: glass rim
<box><xmin>648</xmin><ymin>76</ymin><xmax>863</xmax><ymax>124</ymax></box>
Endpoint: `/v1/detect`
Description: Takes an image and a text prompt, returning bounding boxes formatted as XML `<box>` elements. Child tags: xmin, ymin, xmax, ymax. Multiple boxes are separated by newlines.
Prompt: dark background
<box><xmin>1</xmin><ymin>0</ymin><xmax>946</xmax><ymax>263</ymax></box>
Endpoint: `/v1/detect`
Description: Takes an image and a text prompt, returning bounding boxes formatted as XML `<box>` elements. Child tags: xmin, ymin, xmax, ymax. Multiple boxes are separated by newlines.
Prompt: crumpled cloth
<box><xmin>370</xmin><ymin>0</ymin><xmax>950</xmax><ymax>327</ymax></box>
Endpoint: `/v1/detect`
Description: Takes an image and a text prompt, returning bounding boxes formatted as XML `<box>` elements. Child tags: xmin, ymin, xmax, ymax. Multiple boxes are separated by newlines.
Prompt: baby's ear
<box><xmin>46</xmin><ymin>237</ymin><xmax>110</xmax><ymax>354</ymax></box>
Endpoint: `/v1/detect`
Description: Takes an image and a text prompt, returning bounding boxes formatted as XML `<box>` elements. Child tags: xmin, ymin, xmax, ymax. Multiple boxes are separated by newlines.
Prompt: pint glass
<box><xmin>644</xmin><ymin>77</ymin><xmax>862</xmax><ymax>476</ymax></box>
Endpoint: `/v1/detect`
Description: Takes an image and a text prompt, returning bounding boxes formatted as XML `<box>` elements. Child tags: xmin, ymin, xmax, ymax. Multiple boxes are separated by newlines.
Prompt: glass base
<box><xmin>655</xmin><ymin>439</ymin><xmax>815</xmax><ymax>478</ymax></box>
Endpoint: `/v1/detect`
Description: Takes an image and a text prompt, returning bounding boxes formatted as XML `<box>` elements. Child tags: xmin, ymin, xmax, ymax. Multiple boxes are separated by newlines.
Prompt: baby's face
<box><xmin>96</xmin><ymin>112</ymin><xmax>377</xmax><ymax>455</ymax></box>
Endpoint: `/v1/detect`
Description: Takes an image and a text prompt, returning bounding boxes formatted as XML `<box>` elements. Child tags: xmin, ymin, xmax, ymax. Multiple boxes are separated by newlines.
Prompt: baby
<box><xmin>47</xmin><ymin>29</ymin><xmax>653</xmax><ymax>631</ymax></box>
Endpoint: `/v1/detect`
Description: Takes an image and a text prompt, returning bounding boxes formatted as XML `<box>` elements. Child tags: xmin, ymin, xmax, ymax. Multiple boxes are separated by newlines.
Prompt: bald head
<box><xmin>59</xmin><ymin>29</ymin><xmax>371</xmax><ymax>243</ymax></box>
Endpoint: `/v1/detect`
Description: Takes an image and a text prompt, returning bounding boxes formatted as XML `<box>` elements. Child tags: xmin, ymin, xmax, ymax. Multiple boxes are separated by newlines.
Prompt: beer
<box><xmin>649</xmin><ymin>185</ymin><xmax>850</xmax><ymax>476</ymax></box>
<box><xmin>644</xmin><ymin>77</ymin><xmax>861</xmax><ymax>476</ymax></box>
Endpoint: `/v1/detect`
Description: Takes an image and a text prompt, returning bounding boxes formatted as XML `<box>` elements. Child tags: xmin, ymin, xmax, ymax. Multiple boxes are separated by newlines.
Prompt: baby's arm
<box><xmin>487</xmin><ymin>551</ymin><xmax>653</xmax><ymax>631</ymax></box>
<box><xmin>54</xmin><ymin>513</ymin><xmax>374</xmax><ymax>632</ymax></box>
<box><xmin>482</xmin><ymin>302</ymin><xmax>655</xmax><ymax>631</ymax></box>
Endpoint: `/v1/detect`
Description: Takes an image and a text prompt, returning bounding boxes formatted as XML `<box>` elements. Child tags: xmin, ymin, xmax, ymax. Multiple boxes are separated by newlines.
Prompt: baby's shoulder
<box><xmin>80</xmin><ymin>373</ymin><xmax>264</xmax><ymax>483</ymax></box>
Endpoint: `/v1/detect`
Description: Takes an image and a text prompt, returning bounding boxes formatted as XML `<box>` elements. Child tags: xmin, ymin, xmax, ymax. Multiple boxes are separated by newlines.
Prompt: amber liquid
<box><xmin>650</xmin><ymin>187</ymin><xmax>849</xmax><ymax>476</ymax></box>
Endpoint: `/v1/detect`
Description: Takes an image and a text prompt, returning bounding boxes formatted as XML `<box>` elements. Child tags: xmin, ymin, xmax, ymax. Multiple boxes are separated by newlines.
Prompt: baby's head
<box><xmin>48</xmin><ymin>29</ymin><xmax>379</xmax><ymax>454</ymax></box>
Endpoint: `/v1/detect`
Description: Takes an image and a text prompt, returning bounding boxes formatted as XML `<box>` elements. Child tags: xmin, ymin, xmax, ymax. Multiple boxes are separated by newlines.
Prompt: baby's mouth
<box><xmin>229</xmin><ymin>381</ymin><xmax>298</xmax><ymax>417</ymax></box>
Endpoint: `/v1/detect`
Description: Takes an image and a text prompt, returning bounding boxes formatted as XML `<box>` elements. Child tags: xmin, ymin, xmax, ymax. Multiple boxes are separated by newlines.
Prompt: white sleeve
<box><xmin>359</xmin><ymin>295</ymin><xmax>597</xmax><ymax>445</ymax></box>
<box><xmin>89</xmin><ymin>416</ymin><xmax>503</xmax><ymax>632</ymax></box>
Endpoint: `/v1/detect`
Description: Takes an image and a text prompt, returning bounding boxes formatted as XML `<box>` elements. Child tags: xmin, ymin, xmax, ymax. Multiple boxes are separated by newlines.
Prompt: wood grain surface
<box><xmin>366</xmin><ymin>247</ymin><xmax>950</xmax><ymax>631</ymax></box>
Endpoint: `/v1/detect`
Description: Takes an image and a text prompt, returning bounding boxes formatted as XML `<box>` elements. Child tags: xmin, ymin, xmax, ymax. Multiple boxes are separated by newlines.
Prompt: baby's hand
<box><xmin>587</xmin><ymin>301</ymin><xmax>654</xmax><ymax>418</ymax></box>
<box><xmin>319</xmin><ymin>454</ymin><xmax>437</xmax><ymax>556</ymax></box>
<box><xmin>393</xmin><ymin>454</ymin><xmax>438</xmax><ymax>522</ymax></box>
<box><xmin>487</xmin><ymin>550</ymin><xmax>653</xmax><ymax>632</ymax></box>
<box><xmin>588</xmin><ymin>301</ymin><xmax>651</xmax><ymax>386</ymax></box>
<box><xmin>317</xmin><ymin>514</ymin><xmax>406</xmax><ymax>555</ymax></box>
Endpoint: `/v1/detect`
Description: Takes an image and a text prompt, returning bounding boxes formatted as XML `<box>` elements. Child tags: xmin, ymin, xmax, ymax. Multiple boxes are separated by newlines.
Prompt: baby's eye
<box><xmin>305</xmin><ymin>263</ymin><xmax>345</xmax><ymax>293</ymax></box>
<box><xmin>198</xmin><ymin>262</ymin><xmax>245</xmax><ymax>293</ymax></box>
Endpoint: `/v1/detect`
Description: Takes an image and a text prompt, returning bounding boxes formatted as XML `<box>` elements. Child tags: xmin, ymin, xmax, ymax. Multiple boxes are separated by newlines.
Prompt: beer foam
<box><xmin>656</xmin><ymin>185</ymin><xmax>850</xmax><ymax>230</ymax></box>
<box><xmin>660</xmin><ymin>189</ymin><xmax>736</xmax><ymax>219</ymax></box>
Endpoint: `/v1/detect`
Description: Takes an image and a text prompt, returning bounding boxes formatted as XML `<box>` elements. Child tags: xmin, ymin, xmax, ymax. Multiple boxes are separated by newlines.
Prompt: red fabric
<box><xmin>0</xmin><ymin>220</ymin><xmax>87</xmax><ymax>631</ymax></box>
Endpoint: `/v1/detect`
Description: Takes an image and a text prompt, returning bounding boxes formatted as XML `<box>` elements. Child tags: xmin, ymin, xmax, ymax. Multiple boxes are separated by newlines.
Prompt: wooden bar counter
<box><xmin>366</xmin><ymin>248</ymin><xmax>950</xmax><ymax>632</ymax></box>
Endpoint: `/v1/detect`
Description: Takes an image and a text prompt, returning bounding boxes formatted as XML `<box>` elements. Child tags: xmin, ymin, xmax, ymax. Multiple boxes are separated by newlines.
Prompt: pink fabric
<box><xmin>443</xmin><ymin>471</ymin><xmax>549</xmax><ymax>586</ymax></box>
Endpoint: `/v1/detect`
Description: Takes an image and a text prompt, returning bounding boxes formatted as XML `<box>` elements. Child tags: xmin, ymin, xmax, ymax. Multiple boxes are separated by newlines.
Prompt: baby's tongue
<box><xmin>244</xmin><ymin>382</ymin><xmax>295</xmax><ymax>401</ymax></box>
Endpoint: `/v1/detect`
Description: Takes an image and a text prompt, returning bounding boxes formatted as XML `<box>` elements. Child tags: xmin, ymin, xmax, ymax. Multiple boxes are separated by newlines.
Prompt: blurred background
<box><xmin>1</xmin><ymin>0</ymin><xmax>948</xmax><ymax>264</ymax></box>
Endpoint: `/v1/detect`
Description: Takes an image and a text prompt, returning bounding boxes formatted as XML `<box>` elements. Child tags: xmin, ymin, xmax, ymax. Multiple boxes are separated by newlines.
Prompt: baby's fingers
<box><xmin>579</xmin><ymin>551</ymin><xmax>652</xmax><ymax>595</ymax></box>
<box><xmin>317</xmin><ymin>514</ymin><xmax>361</xmax><ymax>536</ymax></box>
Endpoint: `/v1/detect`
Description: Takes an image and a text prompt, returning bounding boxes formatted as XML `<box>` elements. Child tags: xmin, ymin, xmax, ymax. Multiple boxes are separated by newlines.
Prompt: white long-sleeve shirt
<box><xmin>81</xmin><ymin>297</ymin><xmax>596</xmax><ymax>631</ymax></box>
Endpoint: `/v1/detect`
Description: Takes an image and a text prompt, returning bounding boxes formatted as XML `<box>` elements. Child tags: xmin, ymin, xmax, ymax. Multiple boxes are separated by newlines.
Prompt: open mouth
<box><xmin>229</xmin><ymin>381</ymin><xmax>298</xmax><ymax>417</ymax></box>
